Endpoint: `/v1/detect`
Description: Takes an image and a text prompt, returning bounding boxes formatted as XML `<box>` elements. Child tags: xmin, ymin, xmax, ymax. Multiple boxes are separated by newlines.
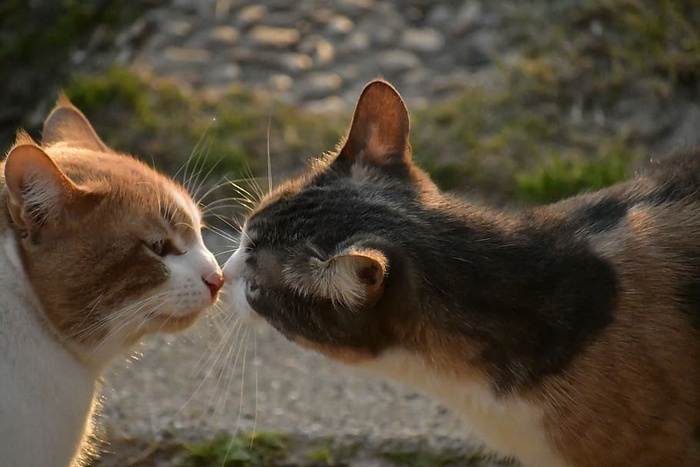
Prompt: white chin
<box><xmin>223</xmin><ymin>279</ymin><xmax>263</xmax><ymax>325</ymax></box>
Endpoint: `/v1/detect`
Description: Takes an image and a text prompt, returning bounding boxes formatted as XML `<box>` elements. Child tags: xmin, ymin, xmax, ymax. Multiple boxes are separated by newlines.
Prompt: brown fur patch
<box><xmin>536</xmin><ymin>204</ymin><xmax>700</xmax><ymax>466</ymax></box>
<box><xmin>294</xmin><ymin>336</ymin><xmax>375</xmax><ymax>364</ymax></box>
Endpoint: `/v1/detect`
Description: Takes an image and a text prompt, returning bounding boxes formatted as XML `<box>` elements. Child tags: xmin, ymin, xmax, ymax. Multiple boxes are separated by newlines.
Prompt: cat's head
<box><xmin>223</xmin><ymin>80</ymin><xmax>440</xmax><ymax>364</ymax></box>
<box><xmin>1</xmin><ymin>96</ymin><xmax>223</xmax><ymax>363</ymax></box>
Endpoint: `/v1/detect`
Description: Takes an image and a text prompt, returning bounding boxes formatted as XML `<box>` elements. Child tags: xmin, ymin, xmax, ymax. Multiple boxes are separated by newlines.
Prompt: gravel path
<box><xmin>90</xmin><ymin>0</ymin><xmax>516</xmax><ymax>112</ymax></box>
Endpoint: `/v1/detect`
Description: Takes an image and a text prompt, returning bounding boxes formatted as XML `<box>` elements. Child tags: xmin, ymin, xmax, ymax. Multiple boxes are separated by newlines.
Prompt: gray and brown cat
<box><xmin>221</xmin><ymin>80</ymin><xmax>700</xmax><ymax>466</ymax></box>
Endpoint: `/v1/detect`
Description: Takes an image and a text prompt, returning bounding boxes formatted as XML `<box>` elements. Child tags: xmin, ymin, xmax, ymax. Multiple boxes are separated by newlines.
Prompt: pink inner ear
<box><xmin>365</xmin><ymin>124</ymin><xmax>394</xmax><ymax>160</ymax></box>
<box><xmin>357</xmin><ymin>259</ymin><xmax>382</xmax><ymax>287</ymax></box>
<box><xmin>3</xmin><ymin>144</ymin><xmax>81</xmax><ymax>231</ymax></box>
<box><xmin>339</xmin><ymin>80</ymin><xmax>411</xmax><ymax>165</ymax></box>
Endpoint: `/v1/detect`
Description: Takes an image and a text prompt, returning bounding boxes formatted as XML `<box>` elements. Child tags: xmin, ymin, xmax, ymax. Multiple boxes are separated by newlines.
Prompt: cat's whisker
<box><xmin>216</xmin><ymin>325</ymin><xmax>250</xmax><ymax>416</ymax></box>
<box><xmin>207</xmin><ymin>225</ymin><xmax>240</xmax><ymax>244</ymax></box>
<box><xmin>244</xmin><ymin>164</ymin><xmax>265</xmax><ymax>204</ymax></box>
<box><xmin>251</xmin><ymin>331</ymin><xmax>259</xmax><ymax>447</ymax></box>
<box><xmin>214</xmin><ymin>325</ymin><xmax>248</xmax><ymax>423</ymax></box>
<box><xmin>214</xmin><ymin>249</ymin><xmax>239</xmax><ymax>259</ymax></box>
<box><xmin>202</xmin><ymin>196</ymin><xmax>259</xmax><ymax>210</ymax></box>
<box><xmin>226</xmin><ymin>175</ymin><xmax>261</xmax><ymax>206</ymax></box>
<box><xmin>204</xmin><ymin>301</ymin><xmax>229</xmax><ymax>322</ymax></box>
<box><xmin>175</xmin><ymin>313</ymin><xmax>241</xmax><ymax>419</ymax></box>
<box><xmin>73</xmin><ymin>292</ymin><xmax>107</xmax><ymax>334</ymax></box>
<box><xmin>86</xmin><ymin>293</ymin><xmax>169</xmax><ymax>350</ymax></box>
<box><xmin>181</xmin><ymin>121</ymin><xmax>216</xmax><ymax>194</ymax></box>
<box><xmin>71</xmin><ymin>293</ymin><xmax>164</xmax><ymax>343</ymax></box>
<box><xmin>202</xmin><ymin>203</ymin><xmax>254</xmax><ymax>219</ymax></box>
<box><xmin>266</xmin><ymin>106</ymin><xmax>273</xmax><ymax>195</ymax></box>
<box><xmin>207</xmin><ymin>218</ymin><xmax>241</xmax><ymax>239</ymax></box>
<box><xmin>234</xmin><ymin>329</ymin><xmax>250</xmax><ymax>430</ymax></box>
<box><xmin>211</xmin><ymin>210</ymin><xmax>244</xmax><ymax>229</ymax></box>
<box><xmin>174</xmin><ymin>120</ymin><xmax>212</xmax><ymax>184</ymax></box>
<box><xmin>195</xmin><ymin>175</ymin><xmax>231</xmax><ymax>208</ymax></box>
<box><xmin>192</xmin><ymin>156</ymin><xmax>227</xmax><ymax>205</ymax></box>
<box><xmin>201</xmin><ymin>318</ymin><xmax>245</xmax><ymax>419</ymax></box>
<box><xmin>220</xmin><ymin>328</ymin><xmax>250</xmax><ymax>465</ymax></box>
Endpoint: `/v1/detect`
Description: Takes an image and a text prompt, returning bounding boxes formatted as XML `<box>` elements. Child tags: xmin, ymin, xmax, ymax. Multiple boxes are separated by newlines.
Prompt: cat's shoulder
<box><xmin>641</xmin><ymin>145</ymin><xmax>700</xmax><ymax>198</ymax></box>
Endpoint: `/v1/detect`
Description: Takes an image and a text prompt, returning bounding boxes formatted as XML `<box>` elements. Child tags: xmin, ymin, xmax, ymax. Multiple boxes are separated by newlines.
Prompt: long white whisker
<box><xmin>266</xmin><ymin>105</ymin><xmax>273</xmax><ymax>194</ymax></box>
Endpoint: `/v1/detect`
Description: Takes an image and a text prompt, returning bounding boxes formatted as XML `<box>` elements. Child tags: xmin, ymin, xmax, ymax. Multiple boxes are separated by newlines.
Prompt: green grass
<box><xmin>63</xmin><ymin>66</ymin><xmax>344</xmax><ymax>182</ymax></box>
<box><xmin>179</xmin><ymin>431</ymin><xmax>289</xmax><ymax>467</ymax></box>
<box><xmin>90</xmin><ymin>433</ymin><xmax>510</xmax><ymax>467</ymax></box>
<box><xmin>382</xmin><ymin>446</ymin><xmax>504</xmax><ymax>467</ymax></box>
<box><xmin>60</xmin><ymin>65</ymin><xmax>642</xmax><ymax>206</ymax></box>
<box><xmin>515</xmin><ymin>142</ymin><xmax>636</xmax><ymax>203</ymax></box>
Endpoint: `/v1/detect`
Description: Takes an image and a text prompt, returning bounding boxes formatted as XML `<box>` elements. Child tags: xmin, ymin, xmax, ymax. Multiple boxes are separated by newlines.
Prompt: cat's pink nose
<box><xmin>203</xmin><ymin>270</ymin><xmax>224</xmax><ymax>297</ymax></box>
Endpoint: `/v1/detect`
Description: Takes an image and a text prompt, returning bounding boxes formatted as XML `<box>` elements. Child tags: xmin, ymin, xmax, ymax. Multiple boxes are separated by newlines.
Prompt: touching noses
<box><xmin>203</xmin><ymin>269</ymin><xmax>224</xmax><ymax>297</ymax></box>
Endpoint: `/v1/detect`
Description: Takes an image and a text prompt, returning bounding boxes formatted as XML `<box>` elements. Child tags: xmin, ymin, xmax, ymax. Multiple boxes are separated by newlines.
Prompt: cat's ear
<box><xmin>323</xmin><ymin>248</ymin><xmax>387</xmax><ymax>309</ymax></box>
<box><xmin>41</xmin><ymin>93</ymin><xmax>110</xmax><ymax>152</ymax></box>
<box><xmin>338</xmin><ymin>80</ymin><xmax>411</xmax><ymax>166</ymax></box>
<box><xmin>4</xmin><ymin>143</ymin><xmax>86</xmax><ymax>234</ymax></box>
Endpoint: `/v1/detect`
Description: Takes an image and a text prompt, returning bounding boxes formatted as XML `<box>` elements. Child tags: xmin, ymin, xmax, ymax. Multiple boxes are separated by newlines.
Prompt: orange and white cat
<box><xmin>0</xmin><ymin>97</ymin><xmax>223</xmax><ymax>466</ymax></box>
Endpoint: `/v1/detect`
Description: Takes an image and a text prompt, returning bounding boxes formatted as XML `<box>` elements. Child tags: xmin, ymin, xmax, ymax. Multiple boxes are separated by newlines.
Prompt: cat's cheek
<box><xmin>223</xmin><ymin>279</ymin><xmax>262</xmax><ymax>324</ymax></box>
<box><xmin>154</xmin><ymin>246</ymin><xmax>221</xmax><ymax>318</ymax></box>
<box><xmin>222</xmin><ymin>247</ymin><xmax>259</xmax><ymax>323</ymax></box>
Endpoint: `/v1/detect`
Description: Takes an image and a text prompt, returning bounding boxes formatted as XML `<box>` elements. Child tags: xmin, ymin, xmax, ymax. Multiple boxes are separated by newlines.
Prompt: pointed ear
<box><xmin>41</xmin><ymin>93</ymin><xmax>110</xmax><ymax>152</ymax></box>
<box><xmin>338</xmin><ymin>80</ymin><xmax>411</xmax><ymax>166</ymax></box>
<box><xmin>4</xmin><ymin>144</ymin><xmax>84</xmax><ymax>234</ymax></box>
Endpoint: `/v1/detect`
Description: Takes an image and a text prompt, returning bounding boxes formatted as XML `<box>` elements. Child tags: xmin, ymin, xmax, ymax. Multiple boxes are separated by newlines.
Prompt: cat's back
<box><xmin>540</xmin><ymin>146</ymin><xmax>700</xmax><ymax>257</ymax></box>
<box><xmin>532</xmin><ymin>147</ymin><xmax>700</xmax><ymax>466</ymax></box>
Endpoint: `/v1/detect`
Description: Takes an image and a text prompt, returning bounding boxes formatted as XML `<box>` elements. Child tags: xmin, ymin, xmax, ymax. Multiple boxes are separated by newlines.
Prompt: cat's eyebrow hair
<box><xmin>160</xmin><ymin>189</ymin><xmax>200</xmax><ymax>242</ymax></box>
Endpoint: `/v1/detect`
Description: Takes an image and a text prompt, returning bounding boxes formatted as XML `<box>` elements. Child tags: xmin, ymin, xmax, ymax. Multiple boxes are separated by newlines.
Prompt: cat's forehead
<box><xmin>158</xmin><ymin>185</ymin><xmax>201</xmax><ymax>240</ymax></box>
<box><xmin>49</xmin><ymin>147</ymin><xmax>201</xmax><ymax>238</ymax></box>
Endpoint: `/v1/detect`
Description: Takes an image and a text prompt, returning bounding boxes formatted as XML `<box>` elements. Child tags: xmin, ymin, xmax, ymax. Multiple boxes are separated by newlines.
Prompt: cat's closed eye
<box><xmin>145</xmin><ymin>238</ymin><xmax>182</xmax><ymax>257</ymax></box>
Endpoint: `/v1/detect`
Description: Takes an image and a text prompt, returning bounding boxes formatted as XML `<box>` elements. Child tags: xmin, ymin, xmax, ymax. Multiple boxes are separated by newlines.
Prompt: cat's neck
<box><xmin>357</xmin><ymin>347</ymin><xmax>568</xmax><ymax>466</ymax></box>
<box><xmin>0</xmin><ymin>231</ymin><xmax>99</xmax><ymax>466</ymax></box>
<box><xmin>398</xmin><ymin>194</ymin><xmax>616</xmax><ymax>393</ymax></box>
<box><xmin>0</xmin><ymin>229</ymin><xmax>117</xmax><ymax>373</ymax></box>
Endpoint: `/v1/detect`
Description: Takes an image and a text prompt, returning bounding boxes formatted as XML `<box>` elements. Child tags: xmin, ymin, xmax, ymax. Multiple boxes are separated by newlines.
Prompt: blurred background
<box><xmin>2</xmin><ymin>0</ymin><xmax>698</xmax><ymax>465</ymax></box>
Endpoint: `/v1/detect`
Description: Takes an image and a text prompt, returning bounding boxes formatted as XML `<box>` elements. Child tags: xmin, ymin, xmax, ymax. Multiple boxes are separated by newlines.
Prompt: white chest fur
<box><xmin>0</xmin><ymin>233</ymin><xmax>97</xmax><ymax>467</ymax></box>
<box><xmin>358</xmin><ymin>349</ymin><xmax>570</xmax><ymax>467</ymax></box>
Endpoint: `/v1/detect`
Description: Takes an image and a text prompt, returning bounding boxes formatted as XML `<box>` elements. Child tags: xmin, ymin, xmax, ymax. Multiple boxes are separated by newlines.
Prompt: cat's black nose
<box><xmin>203</xmin><ymin>270</ymin><xmax>224</xmax><ymax>297</ymax></box>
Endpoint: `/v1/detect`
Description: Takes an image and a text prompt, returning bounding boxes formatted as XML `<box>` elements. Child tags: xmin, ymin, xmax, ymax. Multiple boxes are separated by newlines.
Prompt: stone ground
<box><xmin>89</xmin><ymin>2</ymin><xmax>523</xmax><ymax>463</ymax></box>
<box><xmin>84</xmin><ymin>0</ymin><xmax>516</xmax><ymax>113</ymax></box>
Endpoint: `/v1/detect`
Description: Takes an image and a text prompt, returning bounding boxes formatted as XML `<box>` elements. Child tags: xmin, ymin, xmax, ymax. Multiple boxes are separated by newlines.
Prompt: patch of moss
<box><xmin>63</xmin><ymin>67</ymin><xmax>345</xmax><ymax>187</ymax></box>
<box><xmin>409</xmin><ymin>83</ymin><xmax>640</xmax><ymax>202</ymax></box>
<box><xmin>62</xmin><ymin>60</ymin><xmax>649</xmax><ymax>208</ymax></box>
<box><xmin>404</xmin><ymin>0</ymin><xmax>698</xmax><ymax>202</ymax></box>
<box><xmin>179</xmin><ymin>431</ymin><xmax>289</xmax><ymax>467</ymax></box>
<box><xmin>382</xmin><ymin>446</ymin><xmax>498</xmax><ymax>467</ymax></box>
<box><xmin>305</xmin><ymin>445</ymin><xmax>335</xmax><ymax>465</ymax></box>
<box><xmin>515</xmin><ymin>141</ymin><xmax>636</xmax><ymax>203</ymax></box>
